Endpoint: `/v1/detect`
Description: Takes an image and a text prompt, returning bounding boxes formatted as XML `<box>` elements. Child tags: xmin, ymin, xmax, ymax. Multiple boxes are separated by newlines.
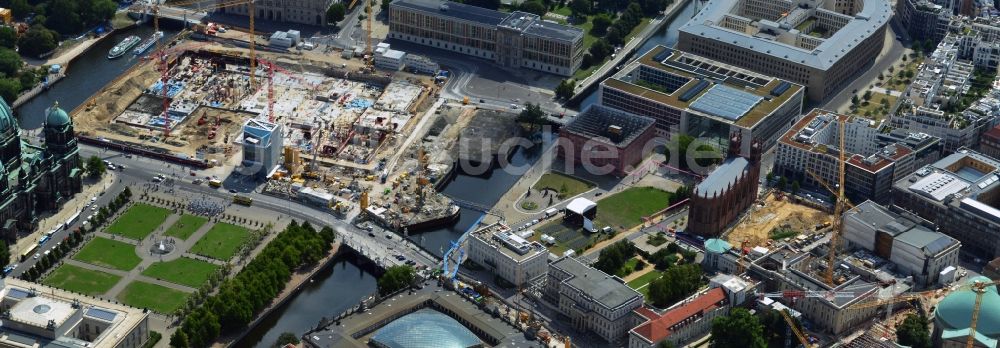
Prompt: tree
<box><xmin>8</xmin><ymin>0</ymin><xmax>31</xmax><ymax>19</ymax></box>
<box><xmin>851</xmin><ymin>95</ymin><xmax>859</xmax><ymax>106</ymax></box>
<box><xmin>274</xmin><ymin>332</ymin><xmax>300</xmax><ymax>347</ymax></box>
<box><xmin>378</xmin><ymin>265</ymin><xmax>415</xmax><ymax>295</ymax></box>
<box><xmin>0</xmin><ymin>27</ymin><xmax>16</xmax><ymax>49</ymax></box>
<box><xmin>326</xmin><ymin>3</ymin><xmax>346</xmax><ymax>23</ymax></box>
<box><xmin>0</xmin><ymin>48</ymin><xmax>23</xmax><ymax>77</ymax></box>
<box><xmin>591</xmin><ymin>14</ymin><xmax>612</xmax><ymax>36</ymax></box>
<box><xmin>863</xmin><ymin>90</ymin><xmax>872</xmax><ymax>101</ymax></box>
<box><xmin>44</xmin><ymin>0</ymin><xmax>82</xmax><ymax>35</ymax></box>
<box><xmin>86</xmin><ymin>155</ymin><xmax>106</xmax><ymax>178</ymax></box>
<box><xmin>658</xmin><ymin>341</ymin><xmax>676</xmax><ymax>348</ymax></box>
<box><xmin>593</xmin><ymin>240</ymin><xmax>635</xmax><ymax>275</ymax></box>
<box><xmin>647</xmin><ymin>263</ymin><xmax>701</xmax><ymax>307</ymax></box>
<box><xmin>382</xmin><ymin>0</ymin><xmax>391</xmax><ymax>8</ymax></box>
<box><xmin>0</xmin><ymin>240</ymin><xmax>9</xmax><ymax>265</ymax></box>
<box><xmin>791</xmin><ymin>180</ymin><xmax>800</xmax><ymax>195</ymax></box>
<box><xmin>569</xmin><ymin>0</ymin><xmax>592</xmax><ymax>16</ymax></box>
<box><xmin>589</xmin><ymin>40</ymin><xmax>611</xmax><ymax>61</ymax></box>
<box><xmin>711</xmin><ymin>308</ymin><xmax>766</xmax><ymax>348</ymax></box>
<box><xmin>777</xmin><ymin>176</ymin><xmax>787</xmax><ymax>190</ymax></box>
<box><xmin>519</xmin><ymin>1</ymin><xmax>547</xmax><ymax>16</ymax></box>
<box><xmin>0</xmin><ymin>78</ymin><xmax>20</xmax><ymax>103</ymax></box>
<box><xmin>18</xmin><ymin>25</ymin><xmax>58</xmax><ymax>58</ymax></box>
<box><xmin>517</xmin><ymin>102</ymin><xmax>546</xmax><ymax>128</ymax></box>
<box><xmin>605</xmin><ymin>26</ymin><xmax>624</xmax><ymax>46</ymax></box>
<box><xmin>896</xmin><ymin>314</ymin><xmax>932</xmax><ymax>348</ymax></box>
<box><xmin>555</xmin><ymin>79</ymin><xmax>575</xmax><ymax>100</ymax></box>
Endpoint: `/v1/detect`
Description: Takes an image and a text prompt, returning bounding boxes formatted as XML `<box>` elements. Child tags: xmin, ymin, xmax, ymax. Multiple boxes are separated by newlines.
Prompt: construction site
<box><xmin>725</xmin><ymin>192</ymin><xmax>833</xmax><ymax>247</ymax></box>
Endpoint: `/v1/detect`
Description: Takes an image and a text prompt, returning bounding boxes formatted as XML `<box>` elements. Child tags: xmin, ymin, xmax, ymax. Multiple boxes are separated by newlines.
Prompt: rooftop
<box><xmin>471</xmin><ymin>223</ymin><xmax>546</xmax><ymax>261</ymax></box>
<box><xmin>563</xmin><ymin>105</ymin><xmax>655</xmax><ymax>148</ymax></box>
<box><xmin>605</xmin><ymin>46</ymin><xmax>802</xmax><ymax>128</ymax></box>
<box><xmin>695</xmin><ymin>157</ymin><xmax>750</xmax><ymax>198</ymax></box>
<box><xmin>845</xmin><ymin>201</ymin><xmax>959</xmax><ymax>256</ymax></box>
<box><xmin>679</xmin><ymin>0</ymin><xmax>892</xmax><ymax>70</ymax></box>
<box><xmin>391</xmin><ymin>0</ymin><xmax>582</xmax><ymax>42</ymax></box>
<box><xmin>631</xmin><ymin>288</ymin><xmax>727</xmax><ymax>343</ymax></box>
<box><xmin>551</xmin><ymin>257</ymin><xmax>642</xmax><ymax>310</ymax></box>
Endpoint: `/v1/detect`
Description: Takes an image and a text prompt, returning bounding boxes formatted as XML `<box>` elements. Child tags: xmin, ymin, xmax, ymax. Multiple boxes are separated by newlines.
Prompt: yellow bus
<box><xmin>233</xmin><ymin>195</ymin><xmax>253</xmax><ymax>206</ymax></box>
<box><xmin>20</xmin><ymin>244</ymin><xmax>38</xmax><ymax>261</ymax></box>
<box><xmin>208</xmin><ymin>179</ymin><xmax>222</xmax><ymax>188</ymax></box>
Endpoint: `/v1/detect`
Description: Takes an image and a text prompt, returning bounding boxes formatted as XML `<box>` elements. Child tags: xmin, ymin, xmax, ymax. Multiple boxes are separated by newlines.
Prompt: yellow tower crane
<box><xmin>779</xmin><ymin>309</ymin><xmax>815</xmax><ymax>348</ymax></box>
<box><xmin>825</xmin><ymin>116</ymin><xmax>847</xmax><ymax>286</ymax></box>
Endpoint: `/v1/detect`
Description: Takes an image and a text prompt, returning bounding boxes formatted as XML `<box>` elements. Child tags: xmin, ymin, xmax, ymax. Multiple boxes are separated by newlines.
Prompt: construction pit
<box><xmin>72</xmin><ymin>40</ymin><xmax>434</xmax><ymax>171</ymax></box>
<box><xmin>725</xmin><ymin>192</ymin><xmax>833</xmax><ymax>247</ymax></box>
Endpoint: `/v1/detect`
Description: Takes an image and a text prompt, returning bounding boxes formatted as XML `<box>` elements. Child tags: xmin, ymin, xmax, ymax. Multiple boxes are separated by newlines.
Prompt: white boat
<box><xmin>133</xmin><ymin>31</ymin><xmax>164</xmax><ymax>55</ymax></box>
<box><xmin>108</xmin><ymin>35</ymin><xmax>141</xmax><ymax>59</ymax></box>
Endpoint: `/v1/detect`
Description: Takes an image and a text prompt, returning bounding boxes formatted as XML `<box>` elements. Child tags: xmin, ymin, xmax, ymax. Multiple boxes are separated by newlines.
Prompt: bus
<box><xmin>209</xmin><ymin>179</ymin><xmax>222</xmax><ymax>188</ymax></box>
<box><xmin>20</xmin><ymin>244</ymin><xmax>38</xmax><ymax>261</ymax></box>
<box><xmin>233</xmin><ymin>195</ymin><xmax>253</xmax><ymax>206</ymax></box>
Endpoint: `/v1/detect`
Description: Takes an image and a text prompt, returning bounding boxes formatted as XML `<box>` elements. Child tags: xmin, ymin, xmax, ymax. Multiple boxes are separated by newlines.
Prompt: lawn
<box><xmin>853</xmin><ymin>92</ymin><xmax>898</xmax><ymax>121</ymax></box>
<box><xmin>615</xmin><ymin>258</ymin><xmax>643</xmax><ymax>277</ymax></box>
<box><xmin>117</xmin><ymin>281</ymin><xmax>191</xmax><ymax>314</ymax></box>
<box><xmin>627</xmin><ymin>270</ymin><xmax>662</xmax><ymax>298</ymax></box>
<box><xmin>106</xmin><ymin>203</ymin><xmax>172</xmax><ymax>240</ymax></box>
<box><xmin>43</xmin><ymin>264</ymin><xmax>122</xmax><ymax>296</ymax></box>
<box><xmin>73</xmin><ymin>237</ymin><xmax>142</xmax><ymax>271</ymax></box>
<box><xmin>595</xmin><ymin>187</ymin><xmax>672</xmax><ymax>230</ymax></box>
<box><xmin>163</xmin><ymin>215</ymin><xmax>209</xmax><ymax>240</ymax></box>
<box><xmin>141</xmin><ymin>257</ymin><xmax>220</xmax><ymax>288</ymax></box>
<box><xmin>189</xmin><ymin>223</ymin><xmax>251</xmax><ymax>261</ymax></box>
<box><xmin>533</xmin><ymin>172</ymin><xmax>595</xmax><ymax>199</ymax></box>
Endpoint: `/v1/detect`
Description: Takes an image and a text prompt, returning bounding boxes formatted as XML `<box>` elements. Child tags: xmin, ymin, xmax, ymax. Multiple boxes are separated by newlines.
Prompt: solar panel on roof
<box><xmin>679</xmin><ymin>80</ymin><xmax>710</xmax><ymax>102</ymax></box>
<box><xmin>689</xmin><ymin>85</ymin><xmax>764</xmax><ymax>121</ymax></box>
<box><xmin>652</xmin><ymin>48</ymin><xmax>673</xmax><ymax>62</ymax></box>
<box><xmin>86</xmin><ymin>307</ymin><xmax>118</xmax><ymax>322</ymax></box>
<box><xmin>771</xmin><ymin>81</ymin><xmax>791</xmax><ymax>96</ymax></box>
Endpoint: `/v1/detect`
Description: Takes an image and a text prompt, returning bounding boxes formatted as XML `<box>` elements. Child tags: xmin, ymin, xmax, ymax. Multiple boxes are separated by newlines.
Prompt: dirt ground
<box><xmin>726</xmin><ymin>193</ymin><xmax>831</xmax><ymax>246</ymax></box>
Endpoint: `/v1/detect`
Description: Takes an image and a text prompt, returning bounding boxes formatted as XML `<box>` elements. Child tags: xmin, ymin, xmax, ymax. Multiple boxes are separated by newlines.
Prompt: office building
<box><xmin>896</xmin><ymin>0</ymin><xmax>950</xmax><ymax>42</ymax></box>
<box><xmin>0</xmin><ymin>277</ymin><xmax>151</xmax><ymax>348</ymax></box>
<box><xmin>219</xmin><ymin>0</ymin><xmax>337</xmax><ymax>26</ymax></box>
<box><xmin>981</xmin><ymin>124</ymin><xmax>1000</xmax><ymax>160</ymax></box>
<box><xmin>688</xmin><ymin>133</ymin><xmax>762</xmax><ymax>237</ymax></box>
<box><xmin>467</xmin><ymin>223</ymin><xmax>547</xmax><ymax>286</ymax></box>
<box><xmin>388</xmin><ymin>0</ymin><xmax>585</xmax><ymax>76</ymax></box>
<box><xmin>775</xmin><ymin>109</ymin><xmax>942</xmax><ymax>205</ymax></box>
<box><xmin>676</xmin><ymin>0</ymin><xmax>891</xmax><ymax>101</ymax></box>
<box><xmin>599</xmin><ymin>46</ymin><xmax>804</xmax><ymax>154</ymax></box>
<box><xmin>628</xmin><ymin>288</ymin><xmax>729</xmax><ymax>348</ymax></box>
<box><xmin>236</xmin><ymin>118</ymin><xmax>283</xmax><ymax>179</ymax></box>
<box><xmin>557</xmin><ymin>105</ymin><xmax>656</xmax><ymax>176</ymax></box>
<box><xmin>892</xmin><ymin>148</ymin><xmax>1000</xmax><ymax>258</ymax></box>
<box><xmin>842</xmin><ymin>200</ymin><xmax>961</xmax><ymax>286</ymax></box>
<box><xmin>0</xmin><ymin>100</ymin><xmax>82</xmax><ymax>240</ymax></box>
<box><xmin>544</xmin><ymin>257</ymin><xmax>643</xmax><ymax>343</ymax></box>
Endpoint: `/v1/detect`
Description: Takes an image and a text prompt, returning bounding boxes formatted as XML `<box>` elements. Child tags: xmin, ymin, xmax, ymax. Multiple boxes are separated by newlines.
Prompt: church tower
<box><xmin>43</xmin><ymin>101</ymin><xmax>77</xmax><ymax>156</ymax></box>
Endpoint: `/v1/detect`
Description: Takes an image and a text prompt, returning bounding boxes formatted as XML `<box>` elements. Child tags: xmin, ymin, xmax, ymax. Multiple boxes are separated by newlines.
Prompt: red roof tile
<box><xmin>631</xmin><ymin>288</ymin><xmax>727</xmax><ymax>343</ymax></box>
<box><xmin>635</xmin><ymin>307</ymin><xmax>660</xmax><ymax>321</ymax></box>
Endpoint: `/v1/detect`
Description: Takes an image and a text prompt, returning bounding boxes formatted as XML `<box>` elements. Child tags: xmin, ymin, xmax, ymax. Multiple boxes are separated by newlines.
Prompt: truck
<box><xmin>544</xmin><ymin>208</ymin><xmax>558</xmax><ymax>218</ymax></box>
<box><xmin>233</xmin><ymin>195</ymin><xmax>253</xmax><ymax>206</ymax></box>
<box><xmin>209</xmin><ymin>179</ymin><xmax>222</xmax><ymax>188</ymax></box>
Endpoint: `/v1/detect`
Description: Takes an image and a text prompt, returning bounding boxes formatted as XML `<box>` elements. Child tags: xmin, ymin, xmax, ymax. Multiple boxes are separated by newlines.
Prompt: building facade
<box><xmin>236</xmin><ymin>119</ymin><xmax>283</xmax><ymax>179</ymax></box>
<box><xmin>981</xmin><ymin>125</ymin><xmax>1000</xmax><ymax>160</ymax></box>
<box><xmin>688</xmin><ymin>134</ymin><xmax>762</xmax><ymax>237</ymax></box>
<box><xmin>467</xmin><ymin>223</ymin><xmax>548</xmax><ymax>286</ymax></box>
<box><xmin>896</xmin><ymin>0</ymin><xmax>949</xmax><ymax>42</ymax></box>
<box><xmin>220</xmin><ymin>0</ymin><xmax>337</xmax><ymax>26</ymax></box>
<box><xmin>388</xmin><ymin>0</ymin><xmax>584</xmax><ymax>76</ymax></box>
<box><xmin>628</xmin><ymin>288</ymin><xmax>729</xmax><ymax>348</ymax></box>
<box><xmin>599</xmin><ymin>46</ymin><xmax>804</xmax><ymax>154</ymax></box>
<box><xmin>557</xmin><ymin>105</ymin><xmax>657</xmax><ymax>177</ymax></box>
<box><xmin>676</xmin><ymin>0</ymin><xmax>890</xmax><ymax>101</ymax></box>
<box><xmin>0</xmin><ymin>100</ymin><xmax>82</xmax><ymax>241</ymax></box>
<box><xmin>545</xmin><ymin>257</ymin><xmax>644</xmax><ymax>343</ymax></box>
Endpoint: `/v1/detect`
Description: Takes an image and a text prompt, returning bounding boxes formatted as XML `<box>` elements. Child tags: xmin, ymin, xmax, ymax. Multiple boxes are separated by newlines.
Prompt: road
<box><xmin>11</xmin><ymin>143</ymin><xmax>439</xmax><ymax>278</ymax></box>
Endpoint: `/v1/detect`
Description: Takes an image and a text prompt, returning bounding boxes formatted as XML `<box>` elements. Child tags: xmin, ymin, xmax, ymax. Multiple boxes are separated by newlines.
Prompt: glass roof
<box><xmin>689</xmin><ymin>84</ymin><xmax>763</xmax><ymax>121</ymax></box>
<box><xmin>370</xmin><ymin>308</ymin><xmax>481</xmax><ymax>348</ymax></box>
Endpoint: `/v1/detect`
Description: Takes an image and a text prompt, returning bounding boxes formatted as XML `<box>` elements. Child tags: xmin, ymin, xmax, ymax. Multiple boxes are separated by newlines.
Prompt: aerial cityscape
<box><xmin>0</xmin><ymin>0</ymin><xmax>998</xmax><ymax>347</ymax></box>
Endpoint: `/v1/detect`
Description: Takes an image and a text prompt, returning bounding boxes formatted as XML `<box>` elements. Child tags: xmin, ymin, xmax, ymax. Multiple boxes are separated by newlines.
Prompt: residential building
<box><xmin>676</xmin><ymin>0</ymin><xmax>891</xmax><ymax>101</ymax></box>
<box><xmin>467</xmin><ymin>223</ymin><xmax>547</xmax><ymax>286</ymax></box>
<box><xmin>896</xmin><ymin>0</ymin><xmax>949</xmax><ymax>42</ymax></box>
<box><xmin>557</xmin><ymin>105</ymin><xmax>657</xmax><ymax>177</ymax></box>
<box><xmin>981</xmin><ymin>124</ymin><xmax>1000</xmax><ymax>160</ymax></box>
<box><xmin>933</xmin><ymin>276</ymin><xmax>1000</xmax><ymax>347</ymax></box>
<box><xmin>892</xmin><ymin>148</ymin><xmax>1000</xmax><ymax>258</ymax></box>
<box><xmin>688</xmin><ymin>133</ymin><xmax>762</xmax><ymax>237</ymax></box>
<box><xmin>628</xmin><ymin>288</ymin><xmax>729</xmax><ymax>348</ymax></box>
<box><xmin>890</xmin><ymin>33</ymin><xmax>1000</xmax><ymax>153</ymax></box>
<box><xmin>951</xmin><ymin>16</ymin><xmax>1000</xmax><ymax>73</ymax></box>
<box><xmin>842</xmin><ymin>200</ymin><xmax>961</xmax><ymax>286</ymax></box>
<box><xmin>388</xmin><ymin>0</ymin><xmax>585</xmax><ymax>76</ymax></box>
<box><xmin>544</xmin><ymin>257</ymin><xmax>644</xmax><ymax>343</ymax></box>
<box><xmin>219</xmin><ymin>0</ymin><xmax>336</xmax><ymax>26</ymax></box>
<box><xmin>775</xmin><ymin>109</ymin><xmax>942</xmax><ymax>205</ymax></box>
<box><xmin>0</xmin><ymin>277</ymin><xmax>150</xmax><ymax>348</ymax></box>
<box><xmin>599</xmin><ymin>46</ymin><xmax>804</xmax><ymax>154</ymax></box>
<box><xmin>236</xmin><ymin>118</ymin><xmax>283</xmax><ymax>179</ymax></box>
<box><xmin>0</xmin><ymin>100</ymin><xmax>82</xmax><ymax>240</ymax></box>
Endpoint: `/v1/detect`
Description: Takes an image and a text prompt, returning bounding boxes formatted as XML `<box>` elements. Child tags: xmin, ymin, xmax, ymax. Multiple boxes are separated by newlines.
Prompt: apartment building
<box><xmin>220</xmin><ymin>0</ymin><xmax>336</xmax><ymax>26</ymax></box>
<box><xmin>676</xmin><ymin>0</ymin><xmax>891</xmax><ymax>101</ymax></box>
<box><xmin>545</xmin><ymin>257</ymin><xmax>644</xmax><ymax>343</ymax></box>
<box><xmin>953</xmin><ymin>16</ymin><xmax>1000</xmax><ymax>73</ymax></box>
<box><xmin>388</xmin><ymin>0</ymin><xmax>584</xmax><ymax>76</ymax></box>
<box><xmin>599</xmin><ymin>46</ymin><xmax>804</xmax><ymax>155</ymax></box>
<box><xmin>892</xmin><ymin>149</ymin><xmax>1000</xmax><ymax>258</ymax></box>
<box><xmin>843</xmin><ymin>201</ymin><xmax>961</xmax><ymax>286</ymax></box>
<box><xmin>981</xmin><ymin>124</ymin><xmax>1000</xmax><ymax>160</ymax></box>
<box><xmin>775</xmin><ymin>109</ymin><xmax>942</xmax><ymax>205</ymax></box>
<box><xmin>467</xmin><ymin>223</ymin><xmax>548</xmax><ymax>286</ymax></box>
<box><xmin>896</xmin><ymin>0</ymin><xmax>949</xmax><ymax>42</ymax></box>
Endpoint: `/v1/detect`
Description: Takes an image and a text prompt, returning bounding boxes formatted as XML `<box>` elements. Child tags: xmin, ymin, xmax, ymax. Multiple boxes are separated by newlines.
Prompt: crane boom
<box><xmin>779</xmin><ymin>309</ymin><xmax>813</xmax><ymax>348</ymax></box>
<box><xmin>825</xmin><ymin>117</ymin><xmax>847</xmax><ymax>286</ymax></box>
<box><xmin>968</xmin><ymin>281</ymin><xmax>988</xmax><ymax>348</ymax></box>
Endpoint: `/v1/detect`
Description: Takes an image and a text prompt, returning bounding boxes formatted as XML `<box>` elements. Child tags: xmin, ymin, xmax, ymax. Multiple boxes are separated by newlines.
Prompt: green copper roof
<box><xmin>45</xmin><ymin>102</ymin><xmax>71</xmax><ymax>127</ymax></box>
<box><xmin>935</xmin><ymin>276</ymin><xmax>1000</xmax><ymax>345</ymax></box>
<box><xmin>705</xmin><ymin>239</ymin><xmax>732</xmax><ymax>254</ymax></box>
<box><xmin>0</xmin><ymin>96</ymin><xmax>14</xmax><ymax>134</ymax></box>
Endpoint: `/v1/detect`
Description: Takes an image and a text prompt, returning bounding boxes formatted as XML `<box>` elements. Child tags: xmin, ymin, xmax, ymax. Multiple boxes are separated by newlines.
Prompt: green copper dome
<box><xmin>45</xmin><ymin>102</ymin><xmax>71</xmax><ymax>126</ymax></box>
<box><xmin>0</xmin><ymin>96</ymin><xmax>14</xmax><ymax>134</ymax></box>
<box><xmin>935</xmin><ymin>276</ymin><xmax>1000</xmax><ymax>339</ymax></box>
<box><xmin>705</xmin><ymin>239</ymin><xmax>732</xmax><ymax>254</ymax></box>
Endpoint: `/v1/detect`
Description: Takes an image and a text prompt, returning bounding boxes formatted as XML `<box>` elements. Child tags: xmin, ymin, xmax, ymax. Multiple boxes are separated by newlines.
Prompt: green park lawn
<box><xmin>595</xmin><ymin>187</ymin><xmax>672</xmax><ymax>230</ymax></box>
<box><xmin>533</xmin><ymin>172</ymin><xmax>595</xmax><ymax>199</ymax></box>
<box><xmin>189</xmin><ymin>223</ymin><xmax>251</xmax><ymax>261</ymax></box>
<box><xmin>43</xmin><ymin>264</ymin><xmax>122</xmax><ymax>296</ymax></box>
<box><xmin>117</xmin><ymin>281</ymin><xmax>191</xmax><ymax>314</ymax></box>
<box><xmin>853</xmin><ymin>92</ymin><xmax>898</xmax><ymax>121</ymax></box>
<box><xmin>106</xmin><ymin>203</ymin><xmax>172</xmax><ymax>240</ymax></box>
<box><xmin>163</xmin><ymin>214</ymin><xmax>209</xmax><ymax>240</ymax></box>
<box><xmin>73</xmin><ymin>237</ymin><xmax>142</xmax><ymax>271</ymax></box>
<box><xmin>141</xmin><ymin>257</ymin><xmax>220</xmax><ymax>288</ymax></box>
<box><xmin>627</xmin><ymin>270</ymin><xmax>662</xmax><ymax>298</ymax></box>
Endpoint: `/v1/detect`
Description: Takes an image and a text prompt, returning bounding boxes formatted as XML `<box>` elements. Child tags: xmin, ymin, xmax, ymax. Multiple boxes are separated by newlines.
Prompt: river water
<box><xmin>17</xmin><ymin>8</ymin><xmax>698</xmax><ymax>346</ymax></box>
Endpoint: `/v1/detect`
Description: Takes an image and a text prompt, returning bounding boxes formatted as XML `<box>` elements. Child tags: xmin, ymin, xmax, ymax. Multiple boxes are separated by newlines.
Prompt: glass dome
<box><xmin>370</xmin><ymin>308</ymin><xmax>482</xmax><ymax>348</ymax></box>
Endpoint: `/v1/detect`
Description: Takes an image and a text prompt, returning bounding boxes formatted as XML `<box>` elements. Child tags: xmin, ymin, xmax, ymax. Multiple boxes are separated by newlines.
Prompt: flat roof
<box><xmin>695</xmin><ymin>157</ymin><xmax>749</xmax><ymax>198</ymax></box>
<box><xmin>689</xmin><ymin>84</ymin><xmax>764</xmax><ymax>121</ymax></box>
<box><xmin>909</xmin><ymin>172</ymin><xmax>971</xmax><ymax>202</ymax></box>
<box><xmin>391</xmin><ymin>0</ymin><xmax>508</xmax><ymax>26</ymax></box>
<box><xmin>551</xmin><ymin>257</ymin><xmax>642</xmax><ymax>310</ymax></box>
<box><xmin>679</xmin><ymin>0</ymin><xmax>892</xmax><ymax>70</ymax></box>
<box><xmin>563</xmin><ymin>105</ymin><xmax>655</xmax><ymax>148</ymax></box>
